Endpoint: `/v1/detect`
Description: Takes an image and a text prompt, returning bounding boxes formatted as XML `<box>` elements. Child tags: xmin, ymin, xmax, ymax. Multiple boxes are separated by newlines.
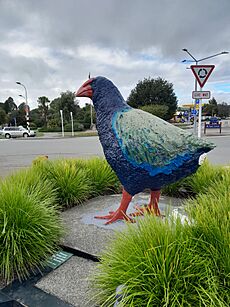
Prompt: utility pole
<box><xmin>16</xmin><ymin>82</ymin><xmax>30</xmax><ymax>132</ymax></box>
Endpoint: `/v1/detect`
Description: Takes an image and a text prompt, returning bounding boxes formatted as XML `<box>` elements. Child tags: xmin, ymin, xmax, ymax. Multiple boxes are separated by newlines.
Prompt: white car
<box><xmin>0</xmin><ymin>126</ymin><xmax>36</xmax><ymax>138</ymax></box>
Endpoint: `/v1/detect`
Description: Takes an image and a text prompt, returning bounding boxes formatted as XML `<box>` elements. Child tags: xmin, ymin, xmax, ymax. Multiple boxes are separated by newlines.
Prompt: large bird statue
<box><xmin>76</xmin><ymin>77</ymin><xmax>215</xmax><ymax>224</ymax></box>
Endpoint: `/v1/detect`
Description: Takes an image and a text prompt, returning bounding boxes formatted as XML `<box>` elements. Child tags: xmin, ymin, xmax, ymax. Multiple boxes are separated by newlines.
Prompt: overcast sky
<box><xmin>0</xmin><ymin>0</ymin><xmax>229</xmax><ymax>109</ymax></box>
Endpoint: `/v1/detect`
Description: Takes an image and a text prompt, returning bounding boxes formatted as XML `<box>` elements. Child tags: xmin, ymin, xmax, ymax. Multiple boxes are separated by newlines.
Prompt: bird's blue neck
<box><xmin>92</xmin><ymin>87</ymin><xmax>129</xmax><ymax>118</ymax></box>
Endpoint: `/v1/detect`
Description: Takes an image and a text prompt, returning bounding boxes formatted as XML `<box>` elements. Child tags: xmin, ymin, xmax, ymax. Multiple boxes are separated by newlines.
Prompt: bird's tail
<box><xmin>198</xmin><ymin>153</ymin><xmax>207</xmax><ymax>165</ymax></box>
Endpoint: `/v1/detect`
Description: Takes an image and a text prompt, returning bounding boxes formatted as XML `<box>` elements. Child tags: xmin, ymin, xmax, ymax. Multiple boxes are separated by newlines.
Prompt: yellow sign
<box><xmin>182</xmin><ymin>103</ymin><xmax>204</xmax><ymax>109</ymax></box>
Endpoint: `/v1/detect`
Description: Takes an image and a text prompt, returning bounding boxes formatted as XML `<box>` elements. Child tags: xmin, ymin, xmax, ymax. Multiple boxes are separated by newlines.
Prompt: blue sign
<box><xmin>204</xmin><ymin>120</ymin><xmax>221</xmax><ymax>134</ymax></box>
<box><xmin>206</xmin><ymin>123</ymin><xmax>221</xmax><ymax>129</ymax></box>
<box><xmin>195</xmin><ymin>99</ymin><xmax>200</xmax><ymax>104</ymax></box>
<box><xmin>191</xmin><ymin>109</ymin><xmax>198</xmax><ymax>116</ymax></box>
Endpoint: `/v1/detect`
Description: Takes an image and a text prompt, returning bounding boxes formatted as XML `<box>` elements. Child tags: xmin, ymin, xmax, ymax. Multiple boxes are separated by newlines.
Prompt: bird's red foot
<box><xmin>95</xmin><ymin>210</ymin><xmax>134</xmax><ymax>225</ymax></box>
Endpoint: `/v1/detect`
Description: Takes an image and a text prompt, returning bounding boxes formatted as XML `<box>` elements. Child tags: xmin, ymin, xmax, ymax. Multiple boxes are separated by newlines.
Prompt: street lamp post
<box><xmin>16</xmin><ymin>82</ymin><xmax>30</xmax><ymax>132</ymax></box>
<box><xmin>182</xmin><ymin>49</ymin><xmax>229</xmax><ymax>138</ymax></box>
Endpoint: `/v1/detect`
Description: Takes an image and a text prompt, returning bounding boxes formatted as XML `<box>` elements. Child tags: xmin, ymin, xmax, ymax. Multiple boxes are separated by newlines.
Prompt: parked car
<box><xmin>0</xmin><ymin>126</ymin><xmax>36</xmax><ymax>138</ymax></box>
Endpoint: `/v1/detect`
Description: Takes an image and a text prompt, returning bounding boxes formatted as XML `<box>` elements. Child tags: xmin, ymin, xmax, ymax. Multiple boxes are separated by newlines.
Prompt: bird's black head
<box><xmin>75</xmin><ymin>76</ymin><xmax>127</xmax><ymax>113</ymax></box>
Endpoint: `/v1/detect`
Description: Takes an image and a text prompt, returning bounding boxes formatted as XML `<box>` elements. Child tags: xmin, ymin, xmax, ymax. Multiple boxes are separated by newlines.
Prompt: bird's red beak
<box><xmin>75</xmin><ymin>78</ymin><xmax>94</xmax><ymax>98</ymax></box>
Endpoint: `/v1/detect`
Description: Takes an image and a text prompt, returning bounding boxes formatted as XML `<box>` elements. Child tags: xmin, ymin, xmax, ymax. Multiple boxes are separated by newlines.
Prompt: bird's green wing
<box><xmin>112</xmin><ymin>108</ymin><xmax>214</xmax><ymax>176</ymax></box>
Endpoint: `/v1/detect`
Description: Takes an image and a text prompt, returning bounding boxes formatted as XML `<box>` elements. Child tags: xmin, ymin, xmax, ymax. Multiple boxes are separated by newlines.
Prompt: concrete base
<box><xmin>36</xmin><ymin>257</ymin><xmax>96</xmax><ymax>307</ymax></box>
<box><xmin>60</xmin><ymin>193</ymin><xmax>184</xmax><ymax>255</ymax></box>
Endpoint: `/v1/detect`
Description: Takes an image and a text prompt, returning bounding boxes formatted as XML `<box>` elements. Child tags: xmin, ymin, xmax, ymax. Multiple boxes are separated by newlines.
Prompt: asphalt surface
<box><xmin>0</xmin><ymin>132</ymin><xmax>230</xmax><ymax>178</ymax></box>
<box><xmin>0</xmin><ymin>136</ymin><xmax>103</xmax><ymax>178</ymax></box>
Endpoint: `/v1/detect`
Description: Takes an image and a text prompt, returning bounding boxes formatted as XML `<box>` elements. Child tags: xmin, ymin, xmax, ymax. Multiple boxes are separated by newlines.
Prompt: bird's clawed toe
<box><xmin>95</xmin><ymin>210</ymin><xmax>134</xmax><ymax>225</ymax></box>
<box><xmin>129</xmin><ymin>205</ymin><xmax>147</xmax><ymax>217</ymax></box>
<box><xmin>130</xmin><ymin>204</ymin><xmax>163</xmax><ymax>217</ymax></box>
<box><xmin>94</xmin><ymin>213</ymin><xmax>114</xmax><ymax>220</ymax></box>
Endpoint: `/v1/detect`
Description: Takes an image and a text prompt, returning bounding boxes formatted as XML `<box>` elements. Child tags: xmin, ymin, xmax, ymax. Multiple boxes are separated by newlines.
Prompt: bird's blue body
<box><xmin>91</xmin><ymin>77</ymin><xmax>215</xmax><ymax>196</ymax></box>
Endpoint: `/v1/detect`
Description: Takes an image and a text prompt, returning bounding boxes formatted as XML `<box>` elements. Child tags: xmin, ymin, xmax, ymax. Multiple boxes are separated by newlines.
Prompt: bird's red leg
<box><xmin>148</xmin><ymin>190</ymin><xmax>161</xmax><ymax>216</ymax></box>
<box><xmin>130</xmin><ymin>190</ymin><xmax>161</xmax><ymax>217</ymax></box>
<box><xmin>94</xmin><ymin>189</ymin><xmax>133</xmax><ymax>224</ymax></box>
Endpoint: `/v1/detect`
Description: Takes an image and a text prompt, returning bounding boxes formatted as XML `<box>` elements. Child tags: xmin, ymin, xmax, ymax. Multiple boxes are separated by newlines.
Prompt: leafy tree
<box><xmin>47</xmin><ymin>91</ymin><xmax>79</xmax><ymax>127</ymax></box>
<box><xmin>8</xmin><ymin>110</ymin><xmax>18</xmax><ymax>126</ymax></box>
<box><xmin>0</xmin><ymin>108</ymin><xmax>7</xmax><ymax>125</ymax></box>
<box><xmin>47</xmin><ymin>99</ymin><xmax>62</xmax><ymax>128</ymax></box>
<box><xmin>127</xmin><ymin>77</ymin><xmax>178</xmax><ymax>120</ymax></box>
<box><xmin>57</xmin><ymin>91</ymin><xmax>78</xmax><ymax>121</ymax></box>
<box><xmin>203</xmin><ymin>97</ymin><xmax>218</xmax><ymax>116</ymax></box>
<box><xmin>217</xmin><ymin>102</ymin><xmax>230</xmax><ymax>118</ymax></box>
<box><xmin>9</xmin><ymin>103</ymin><xmax>27</xmax><ymax>127</ymax></box>
<box><xmin>37</xmin><ymin>96</ymin><xmax>50</xmax><ymax>127</ymax></box>
<box><xmin>81</xmin><ymin>103</ymin><xmax>96</xmax><ymax>129</ymax></box>
<box><xmin>30</xmin><ymin>108</ymin><xmax>44</xmax><ymax>128</ymax></box>
<box><xmin>140</xmin><ymin>104</ymin><xmax>169</xmax><ymax>119</ymax></box>
<box><xmin>3</xmin><ymin>97</ymin><xmax>17</xmax><ymax>114</ymax></box>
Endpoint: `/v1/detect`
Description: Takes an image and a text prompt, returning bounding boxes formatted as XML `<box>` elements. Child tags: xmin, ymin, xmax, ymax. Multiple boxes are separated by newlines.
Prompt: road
<box><xmin>0</xmin><ymin>135</ymin><xmax>229</xmax><ymax>178</ymax></box>
<box><xmin>0</xmin><ymin>136</ymin><xmax>103</xmax><ymax>178</ymax></box>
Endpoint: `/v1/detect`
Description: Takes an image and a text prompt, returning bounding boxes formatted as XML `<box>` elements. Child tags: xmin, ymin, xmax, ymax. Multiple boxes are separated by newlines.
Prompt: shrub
<box><xmin>162</xmin><ymin>160</ymin><xmax>228</xmax><ymax>197</ymax></box>
<box><xmin>38</xmin><ymin>126</ymin><xmax>61</xmax><ymax>132</ymax></box>
<box><xmin>74</xmin><ymin>158</ymin><xmax>121</xmax><ymax>196</ymax></box>
<box><xmin>4</xmin><ymin>167</ymin><xmax>55</xmax><ymax>204</ymax></box>
<box><xmin>185</xmin><ymin>173</ymin><xmax>230</xmax><ymax>305</ymax></box>
<box><xmin>33</xmin><ymin>159</ymin><xmax>92</xmax><ymax>208</ymax></box>
<box><xmin>140</xmin><ymin>104</ymin><xmax>169</xmax><ymax>119</ymax></box>
<box><xmin>64</xmin><ymin>122</ymin><xmax>84</xmax><ymax>132</ymax></box>
<box><xmin>0</xmin><ymin>178</ymin><xmax>63</xmax><ymax>283</ymax></box>
<box><xmin>187</xmin><ymin>160</ymin><xmax>228</xmax><ymax>195</ymax></box>
<box><xmin>92</xmin><ymin>216</ymin><xmax>226</xmax><ymax>306</ymax></box>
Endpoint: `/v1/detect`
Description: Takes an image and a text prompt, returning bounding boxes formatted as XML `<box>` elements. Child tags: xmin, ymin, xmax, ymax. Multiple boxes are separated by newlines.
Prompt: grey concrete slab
<box><xmin>61</xmin><ymin>193</ymin><xmax>184</xmax><ymax>256</ymax></box>
<box><xmin>36</xmin><ymin>257</ymin><xmax>97</xmax><ymax>307</ymax></box>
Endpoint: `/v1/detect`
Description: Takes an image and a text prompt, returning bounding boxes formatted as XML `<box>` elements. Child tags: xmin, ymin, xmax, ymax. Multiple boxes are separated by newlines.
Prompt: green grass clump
<box><xmin>32</xmin><ymin>157</ymin><xmax>121</xmax><ymax>208</ymax></box>
<box><xmin>0</xmin><ymin>178</ymin><xmax>63</xmax><ymax>283</ymax></box>
<box><xmin>185</xmin><ymin>173</ymin><xmax>230</xmax><ymax>304</ymax></box>
<box><xmin>162</xmin><ymin>160</ymin><xmax>228</xmax><ymax>197</ymax></box>
<box><xmin>33</xmin><ymin>159</ymin><xmax>92</xmax><ymax>208</ymax></box>
<box><xmin>92</xmin><ymin>216</ymin><xmax>227</xmax><ymax>306</ymax></box>
<box><xmin>4</xmin><ymin>168</ymin><xmax>56</xmax><ymax>204</ymax></box>
<box><xmin>74</xmin><ymin>158</ymin><xmax>121</xmax><ymax>196</ymax></box>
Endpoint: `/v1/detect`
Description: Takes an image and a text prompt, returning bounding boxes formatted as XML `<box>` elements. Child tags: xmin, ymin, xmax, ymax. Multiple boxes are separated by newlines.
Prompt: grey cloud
<box><xmin>0</xmin><ymin>0</ymin><xmax>229</xmax><ymax>107</ymax></box>
<box><xmin>2</xmin><ymin>0</ymin><xmax>229</xmax><ymax>55</ymax></box>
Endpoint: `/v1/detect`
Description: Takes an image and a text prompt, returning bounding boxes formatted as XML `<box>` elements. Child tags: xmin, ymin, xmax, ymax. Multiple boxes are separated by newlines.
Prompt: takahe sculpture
<box><xmin>76</xmin><ymin>77</ymin><xmax>215</xmax><ymax>224</ymax></box>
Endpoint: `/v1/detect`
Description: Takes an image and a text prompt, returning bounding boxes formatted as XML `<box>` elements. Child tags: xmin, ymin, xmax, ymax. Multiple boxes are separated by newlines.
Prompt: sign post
<box><xmin>190</xmin><ymin>65</ymin><xmax>215</xmax><ymax>138</ymax></box>
<box><xmin>60</xmin><ymin>109</ymin><xmax>64</xmax><ymax>137</ymax></box>
<box><xmin>70</xmin><ymin>111</ymin><xmax>74</xmax><ymax>137</ymax></box>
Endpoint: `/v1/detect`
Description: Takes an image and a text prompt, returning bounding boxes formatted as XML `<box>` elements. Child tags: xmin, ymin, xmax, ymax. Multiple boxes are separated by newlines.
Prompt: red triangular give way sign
<box><xmin>190</xmin><ymin>65</ymin><xmax>215</xmax><ymax>88</ymax></box>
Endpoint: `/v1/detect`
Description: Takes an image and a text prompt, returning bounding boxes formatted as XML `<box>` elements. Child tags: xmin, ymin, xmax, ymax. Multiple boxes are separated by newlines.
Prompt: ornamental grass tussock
<box><xmin>32</xmin><ymin>157</ymin><xmax>121</xmax><ymax>208</ymax></box>
<box><xmin>0</xmin><ymin>173</ymin><xmax>64</xmax><ymax>283</ymax></box>
<box><xmin>74</xmin><ymin>157</ymin><xmax>121</xmax><ymax>196</ymax></box>
<box><xmin>162</xmin><ymin>160</ymin><xmax>228</xmax><ymax>197</ymax></box>
<box><xmin>32</xmin><ymin>158</ymin><xmax>93</xmax><ymax>208</ymax></box>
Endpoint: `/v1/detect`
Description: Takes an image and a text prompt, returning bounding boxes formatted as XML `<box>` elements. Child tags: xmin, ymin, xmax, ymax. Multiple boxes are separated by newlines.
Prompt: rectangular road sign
<box><xmin>192</xmin><ymin>91</ymin><xmax>211</xmax><ymax>99</ymax></box>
